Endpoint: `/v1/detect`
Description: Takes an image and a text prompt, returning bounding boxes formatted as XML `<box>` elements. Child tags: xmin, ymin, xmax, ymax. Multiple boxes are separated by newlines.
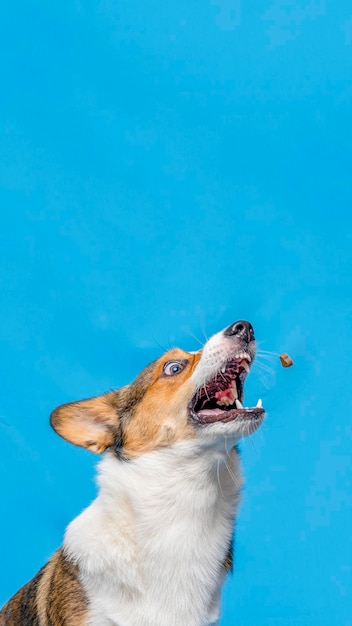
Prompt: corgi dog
<box><xmin>0</xmin><ymin>320</ymin><xmax>265</xmax><ymax>626</ymax></box>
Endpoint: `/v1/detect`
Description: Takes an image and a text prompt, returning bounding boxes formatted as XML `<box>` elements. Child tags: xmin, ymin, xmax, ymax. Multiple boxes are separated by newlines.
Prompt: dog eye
<box><xmin>163</xmin><ymin>361</ymin><xmax>185</xmax><ymax>376</ymax></box>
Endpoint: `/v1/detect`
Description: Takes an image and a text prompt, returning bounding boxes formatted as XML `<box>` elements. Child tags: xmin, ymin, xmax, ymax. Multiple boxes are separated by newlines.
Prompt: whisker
<box><xmin>252</xmin><ymin>366</ymin><xmax>275</xmax><ymax>385</ymax></box>
<box><xmin>252</xmin><ymin>362</ymin><xmax>275</xmax><ymax>382</ymax></box>
<box><xmin>190</xmin><ymin>355</ymin><xmax>203</xmax><ymax>374</ymax></box>
<box><xmin>241</xmin><ymin>421</ymin><xmax>258</xmax><ymax>453</ymax></box>
<box><xmin>253</xmin><ymin>360</ymin><xmax>275</xmax><ymax>374</ymax></box>
<box><xmin>247</xmin><ymin>427</ymin><xmax>257</xmax><ymax>452</ymax></box>
<box><xmin>256</xmin><ymin>353</ymin><xmax>277</xmax><ymax>362</ymax></box>
<box><xmin>185</xmin><ymin>330</ymin><xmax>205</xmax><ymax>348</ymax></box>
<box><xmin>224</xmin><ymin>455</ymin><xmax>241</xmax><ymax>489</ymax></box>
<box><xmin>256</xmin><ymin>358</ymin><xmax>279</xmax><ymax>375</ymax></box>
<box><xmin>204</xmin><ymin>385</ymin><xmax>211</xmax><ymax>402</ymax></box>
<box><xmin>150</xmin><ymin>334</ymin><xmax>172</xmax><ymax>353</ymax></box>
<box><xmin>252</xmin><ymin>370</ymin><xmax>274</xmax><ymax>386</ymax></box>
<box><xmin>199</xmin><ymin>324</ymin><xmax>209</xmax><ymax>343</ymax></box>
<box><xmin>217</xmin><ymin>458</ymin><xmax>228</xmax><ymax>501</ymax></box>
<box><xmin>223</xmin><ymin>439</ymin><xmax>241</xmax><ymax>489</ymax></box>
<box><xmin>256</xmin><ymin>349</ymin><xmax>280</xmax><ymax>357</ymax></box>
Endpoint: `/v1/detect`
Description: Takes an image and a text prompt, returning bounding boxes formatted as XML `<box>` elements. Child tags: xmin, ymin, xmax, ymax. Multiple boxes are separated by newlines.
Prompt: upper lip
<box><xmin>189</xmin><ymin>350</ymin><xmax>264</xmax><ymax>424</ymax></box>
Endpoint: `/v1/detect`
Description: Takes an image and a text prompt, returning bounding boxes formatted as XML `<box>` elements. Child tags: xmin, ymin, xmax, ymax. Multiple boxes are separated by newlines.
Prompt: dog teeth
<box><xmin>220</xmin><ymin>352</ymin><xmax>251</xmax><ymax>375</ymax></box>
<box><xmin>231</xmin><ymin>380</ymin><xmax>238</xmax><ymax>399</ymax></box>
<box><xmin>217</xmin><ymin>380</ymin><xmax>238</xmax><ymax>406</ymax></box>
<box><xmin>218</xmin><ymin>395</ymin><xmax>262</xmax><ymax>410</ymax></box>
<box><xmin>242</xmin><ymin>360</ymin><xmax>250</xmax><ymax>373</ymax></box>
<box><xmin>219</xmin><ymin>396</ymin><xmax>232</xmax><ymax>406</ymax></box>
<box><xmin>233</xmin><ymin>350</ymin><xmax>251</xmax><ymax>363</ymax></box>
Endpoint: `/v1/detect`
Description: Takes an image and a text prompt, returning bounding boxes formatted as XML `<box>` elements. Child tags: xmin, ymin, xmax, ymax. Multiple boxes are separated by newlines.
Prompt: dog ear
<box><xmin>50</xmin><ymin>391</ymin><xmax>121</xmax><ymax>454</ymax></box>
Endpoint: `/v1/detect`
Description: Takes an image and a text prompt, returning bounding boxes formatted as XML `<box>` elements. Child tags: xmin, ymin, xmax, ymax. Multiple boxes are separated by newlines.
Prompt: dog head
<box><xmin>50</xmin><ymin>320</ymin><xmax>264</xmax><ymax>458</ymax></box>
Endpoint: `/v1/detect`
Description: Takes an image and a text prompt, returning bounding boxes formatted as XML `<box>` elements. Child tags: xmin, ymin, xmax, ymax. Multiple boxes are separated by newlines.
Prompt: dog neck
<box><xmin>63</xmin><ymin>442</ymin><xmax>242</xmax><ymax>626</ymax></box>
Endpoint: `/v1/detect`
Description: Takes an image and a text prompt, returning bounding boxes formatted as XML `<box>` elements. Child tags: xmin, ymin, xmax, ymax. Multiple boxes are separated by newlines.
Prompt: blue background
<box><xmin>1</xmin><ymin>1</ymin><xmax>351</xmax><ymax>624</ymax></box>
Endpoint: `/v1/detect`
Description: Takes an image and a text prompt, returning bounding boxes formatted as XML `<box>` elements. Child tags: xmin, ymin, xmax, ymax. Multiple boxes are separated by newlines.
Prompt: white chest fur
<box><xmin>64</xmin><ymin>442</ymin><xmax>242</xmax><ymax>626</ymax></box>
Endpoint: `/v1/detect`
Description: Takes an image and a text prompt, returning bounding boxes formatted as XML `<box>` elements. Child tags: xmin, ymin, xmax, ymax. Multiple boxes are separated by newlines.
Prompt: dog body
<box><xmin>1</xmin><ymin>320</ymin><xmax>264</xmax><ymax>626</ymax></box>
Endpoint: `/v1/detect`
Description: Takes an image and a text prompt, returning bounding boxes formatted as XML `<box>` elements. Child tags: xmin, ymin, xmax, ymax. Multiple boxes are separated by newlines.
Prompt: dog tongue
<box><xmin>197</xmin><ymin>408</ymin><xmax>225</xmax><ymax>417</ymax></box>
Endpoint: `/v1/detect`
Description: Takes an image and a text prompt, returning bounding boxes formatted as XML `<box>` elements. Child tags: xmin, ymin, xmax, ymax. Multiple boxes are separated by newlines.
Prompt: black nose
<box><xmin>223</xmin><ymin>320</ymin><xmax>255</xmax><ymax>342</ymax></box>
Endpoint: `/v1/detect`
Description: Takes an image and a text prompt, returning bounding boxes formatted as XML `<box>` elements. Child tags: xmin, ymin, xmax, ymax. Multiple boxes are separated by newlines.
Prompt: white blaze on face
<box><xmin>191</xmin><ymin>330</ymin><xmax>241</xmax><ymax>390</ymax></box>
<box><xmin>188</xmin><ymin>326</ymin><xmax>263</xmax><ymax>424</ymax></box>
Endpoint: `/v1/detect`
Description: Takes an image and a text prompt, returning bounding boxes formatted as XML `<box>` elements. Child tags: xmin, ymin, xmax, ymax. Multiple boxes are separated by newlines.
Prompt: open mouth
<box><xmin>189</xmin><ymin>350</ymin><xmax>264</xmax><ymax>425</ymax></box>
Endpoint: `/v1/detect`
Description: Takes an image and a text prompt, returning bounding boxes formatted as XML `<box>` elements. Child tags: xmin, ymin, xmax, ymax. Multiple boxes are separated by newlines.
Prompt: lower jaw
<box><xmin>190</xmin><ymin>407</ymin><xmax>265</xmax><ymax>426</ymax></box>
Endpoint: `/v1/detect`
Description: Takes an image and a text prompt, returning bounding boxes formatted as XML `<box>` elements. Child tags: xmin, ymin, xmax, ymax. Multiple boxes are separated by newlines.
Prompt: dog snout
<box><xmin>223</xmin><ymin>320</ymin><xmax>255</xmax><ymax>343</ymax></box>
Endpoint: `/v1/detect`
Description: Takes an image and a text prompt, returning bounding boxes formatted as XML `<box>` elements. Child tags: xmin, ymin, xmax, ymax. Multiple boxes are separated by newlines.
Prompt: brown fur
<box><xmin>50</xmin><ymin>392</ymin><xmax>122</xmax><ymax>454</ymax></box>
<box><xmin>50</xmin><ymin>348</ymin><xmax>202</xmax><ymax>458</ymax></box>
<box><xmin>122</xmin><ymin>349</ymin><xmax>201</xmax><ymax>456</ymax></box>
<box><xmin>1</xmin><ymin>346</ymin><xmax>236</xmax><ymax>623</ymax></box>
<box><xmin>0</xmin><ymin>550</ymin><xmax>87</xmax><ymax>625</ymax></box>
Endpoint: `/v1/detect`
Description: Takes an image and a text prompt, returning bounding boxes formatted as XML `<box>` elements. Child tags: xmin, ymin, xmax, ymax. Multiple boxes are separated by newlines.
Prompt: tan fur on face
<box><xmin>50</xmin><ymin>349</ymin><xmax>202</xmax><ymax>458</ymax></box>
<box><xmin>123</xmin><ymin>349</ymin><xmax>201</xmax><ymax>456</ymax></box>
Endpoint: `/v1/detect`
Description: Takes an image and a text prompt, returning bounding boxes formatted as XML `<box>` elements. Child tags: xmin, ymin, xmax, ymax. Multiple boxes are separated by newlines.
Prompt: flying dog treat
<box><xmin>279</xmin><ymin>353</ymin><xmax>293</xmax><ymax>368</ymax></box>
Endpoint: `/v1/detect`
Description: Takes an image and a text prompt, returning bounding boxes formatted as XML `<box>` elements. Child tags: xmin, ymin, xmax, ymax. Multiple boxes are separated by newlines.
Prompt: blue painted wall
<box><xmin>1</xmin><ymin>2</ymin><xmax>351</xmax><ymax>624</ymax></box>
